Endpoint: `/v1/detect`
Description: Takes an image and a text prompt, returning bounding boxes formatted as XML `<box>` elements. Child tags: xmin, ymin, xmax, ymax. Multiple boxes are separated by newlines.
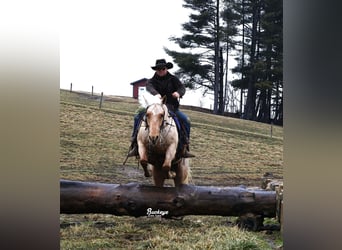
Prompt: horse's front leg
<box><xmin>162</xmin><ymin>144</ymin><xmax>177</xmax><ymax>178</ymax></box>
<box><xmin>162</xmin><ymin>144</ymin><xmax>176</xmax><ymax>170</ymax></box>
<box><xmin>174</xmin><ymin>158</ymin><xmax>190</xmax><ymax>186</ymax></box>
<box><xmin>138</xmin><ymin>143</ymin><xmax>151</xmax><ymax>177</ymax></box>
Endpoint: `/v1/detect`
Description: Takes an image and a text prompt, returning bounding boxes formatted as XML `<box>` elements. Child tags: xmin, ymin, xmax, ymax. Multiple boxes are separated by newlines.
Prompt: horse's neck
<box><xmin>161</xmin><ymin>103</ymin><xmax>168</xmax><ymax>118</ymax></box>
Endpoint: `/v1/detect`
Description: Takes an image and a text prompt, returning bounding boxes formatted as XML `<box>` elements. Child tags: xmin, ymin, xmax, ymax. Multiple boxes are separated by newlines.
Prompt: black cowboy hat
<box><xmin>151</xmin><ymin>59</ymin><xmax>173</xmax><ymax>70</ymax></box>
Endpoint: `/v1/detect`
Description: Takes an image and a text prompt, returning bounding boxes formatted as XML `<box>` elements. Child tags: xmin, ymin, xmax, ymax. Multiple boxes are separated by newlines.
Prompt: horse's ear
<box><xmin>161</xmin><ymin>95</ymin><xmax>167</xmax><ymax>104</ymax></box>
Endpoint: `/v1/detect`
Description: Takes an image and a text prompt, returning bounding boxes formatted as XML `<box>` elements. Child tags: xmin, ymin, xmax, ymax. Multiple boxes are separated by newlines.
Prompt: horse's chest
<box><xmin>146</xmin><ymin>141</ymin><xmax>168</xmax><ymax>153</ymax></box>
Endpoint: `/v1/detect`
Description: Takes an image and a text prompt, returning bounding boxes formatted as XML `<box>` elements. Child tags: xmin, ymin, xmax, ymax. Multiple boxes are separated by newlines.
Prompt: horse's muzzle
<box><xmin>149</xmin><ymin>135</ymin><xmax>159</xmax><ymax>144</ymax></box>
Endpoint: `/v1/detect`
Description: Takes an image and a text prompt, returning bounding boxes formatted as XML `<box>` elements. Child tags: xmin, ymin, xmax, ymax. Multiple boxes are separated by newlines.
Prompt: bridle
<box><xmin>140</xmin><ymin>103</ymin><xmax>180</xmax><ymax>164</ymax></box>
<box><xmin>144</xmin><ymin>104</ymin><xmax>171</xmax><ymax>127</ymax></box>
<box><xmin>144</xmin><ymin>103</ymin><xmax>175</xmax><ymax>141</ymax></box>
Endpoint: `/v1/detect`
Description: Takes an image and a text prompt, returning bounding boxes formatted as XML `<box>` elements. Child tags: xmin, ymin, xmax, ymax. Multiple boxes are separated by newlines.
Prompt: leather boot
<box><xmin>182</xmin><ymin>144</ymin><xmax>195</xmax><ymax>158</ymax></box>
<box><xmin>127</xmin><ymin>141</ymin><xmax>138</xmax><ymax>157</ymax></box>
<box><xmin>123</xmin><ymin>141</ymin><xmax>138</xmax><ymax>165</ymax></box>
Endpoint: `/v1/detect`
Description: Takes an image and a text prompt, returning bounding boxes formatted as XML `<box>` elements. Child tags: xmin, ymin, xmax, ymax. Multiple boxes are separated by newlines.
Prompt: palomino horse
<box><xmin>137</xmin><ymin>95</ymin><xmax>190</xmax><ymax>187</ymax></box>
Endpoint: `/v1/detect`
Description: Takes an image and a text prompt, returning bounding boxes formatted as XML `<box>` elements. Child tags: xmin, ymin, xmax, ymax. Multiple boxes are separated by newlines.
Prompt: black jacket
<box><xmin>146</xmin><ymin>72</ymin><xmax>186</xmax><ymax>112</ymax></box>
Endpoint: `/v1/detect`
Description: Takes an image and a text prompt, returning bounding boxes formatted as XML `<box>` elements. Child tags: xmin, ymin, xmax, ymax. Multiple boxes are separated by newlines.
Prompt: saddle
<box><xmin>168</xmin><ymin>111</ymin><xmax>186</xmax><ymax>154</ymax></box>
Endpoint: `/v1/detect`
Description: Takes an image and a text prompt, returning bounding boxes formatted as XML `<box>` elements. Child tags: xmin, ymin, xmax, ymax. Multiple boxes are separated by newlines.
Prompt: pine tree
<box><xmin>231</xmin><ymin>0</ymin><xmax>282</xmax><ymax>124</ymax></box>
<box><xmin>166</xmin><ymin>0</ymin><xmax>282</xmax><ymax>123</ymax></box>
<box><xmin>221</xmin><ymin>0</ymin><xmax>240</xmax><ymax>113</ymax></box>
<box><xmin>165</xmin><ymin>0</ymin><xmax>216</xmax><ymax>91</ymax></box>
<box><xmin>165</xmin><ymin>0</ymin><xmax>238</xmax><ymax>114</ymax></box>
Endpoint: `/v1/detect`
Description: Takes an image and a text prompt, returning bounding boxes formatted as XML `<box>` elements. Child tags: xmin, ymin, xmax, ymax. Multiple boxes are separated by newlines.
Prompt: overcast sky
<box><xmin>60</xmin><ymin>0</ymin><xmax>212</xmax><ymax>106</ymax></box>
<box><xmin>59</xmin><ymin>0</ymin><xmax>243</xmax><ymax>109</ymax></box>
<box><xmin>0</xmin><ymin>0</ymin><xmax>236</xmax><ymax>109</ymax></box>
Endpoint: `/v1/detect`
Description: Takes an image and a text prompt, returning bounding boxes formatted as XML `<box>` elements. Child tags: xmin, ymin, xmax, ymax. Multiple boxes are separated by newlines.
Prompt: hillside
<box><xmin>60</xmin><ymin>89</ymin><xmax>283</xmax><ymax>249</ymax></box>
<box><xmin>60</xmin><ymin>89</ymin><xmax>283</xmax><ymax>186</ymax></box>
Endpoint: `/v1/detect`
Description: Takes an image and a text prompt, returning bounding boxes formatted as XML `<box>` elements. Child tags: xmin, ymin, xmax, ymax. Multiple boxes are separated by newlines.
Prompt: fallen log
<box><xmin>60</xmin><ymin>179</ymin><xmax>276</xmax><ymax>218</ymax></box>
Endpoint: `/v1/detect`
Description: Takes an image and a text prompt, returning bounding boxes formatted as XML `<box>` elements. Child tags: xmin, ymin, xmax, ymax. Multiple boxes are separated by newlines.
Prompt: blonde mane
<box><xmin>138</xmin><ymin>92</ymin><xmax>161</xmax><ymax>108</ymax></box>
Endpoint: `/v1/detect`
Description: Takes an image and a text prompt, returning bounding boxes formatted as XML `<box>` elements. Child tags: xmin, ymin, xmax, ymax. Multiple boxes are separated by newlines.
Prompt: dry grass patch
<box><xmin>60</xmin><ymin>89</ymin><xmax>283</xmax><ymax>249</ymax></box>
<box><xmin>60</xmin><ymin>215</ymin><xmax>278</xmax><ymax>250</ymax></box>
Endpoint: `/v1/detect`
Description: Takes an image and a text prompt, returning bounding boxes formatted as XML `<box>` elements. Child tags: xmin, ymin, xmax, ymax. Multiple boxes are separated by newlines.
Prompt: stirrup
<box><xmin>181</xmin><ymin>143</ymin><xmax>195</xmax><ymax>158</ymax></box>
<box><xmin>122</xmin><ymin>144</ymin><xmax>138</xmax><ymax>165</ymax></box>
<box><xmin>182</xmin><ymin>147</ymin><xmax>195</xmax><ymax>158</ymax></box>
<box><xmin>127</xmin><ymin>145</ymin><xmax>138</xmax><ymax>157</ymax></box>
<box><xmin>183</xmin><ymin>151</ymin><xmax>195</xmax><ymax>158</ymax></box>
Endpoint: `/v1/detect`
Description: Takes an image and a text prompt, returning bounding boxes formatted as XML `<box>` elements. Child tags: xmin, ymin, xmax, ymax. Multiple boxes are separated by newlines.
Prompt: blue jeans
<box><xmin>175</xmin><ymin>110</ymin><xmax>191</xmax><ymax>142</ymax></box>
<box><xmin>131</xmin><ymin>111</ymin><xmax>145</xmax><ymax>139</ymax></box>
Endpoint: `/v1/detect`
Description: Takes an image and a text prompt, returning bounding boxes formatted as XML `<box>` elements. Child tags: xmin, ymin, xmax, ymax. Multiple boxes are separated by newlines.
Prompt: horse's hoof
<box><xmin>140</xmin><ymin>159</ymin><xmax>148</xmax><ymax>167</ymax></box>
<box><xmin>142</xmin><ymin>164</ymin><xmax>152</xmax><ymax>177</ymax></box>
<box><xmin>144</xmin><ymin>170</ymin><xmax>152</xmax><ymax>177</ymax></box>
<box><xmin>162</xmin><ymin>164</ymin><xmax>171</xmax><ymax>172</ymax></box>
<box><xmin>168</xmin><ymin>171</ymin><xmax>176</xmax><ymax>179</ymax></box>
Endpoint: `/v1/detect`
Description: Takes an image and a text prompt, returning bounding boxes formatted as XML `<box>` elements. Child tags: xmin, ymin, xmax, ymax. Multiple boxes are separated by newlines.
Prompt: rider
<box><xmin>126</xmin><ymin>59</ymin><xmax>194</xmax><ymax>159</ymax></box>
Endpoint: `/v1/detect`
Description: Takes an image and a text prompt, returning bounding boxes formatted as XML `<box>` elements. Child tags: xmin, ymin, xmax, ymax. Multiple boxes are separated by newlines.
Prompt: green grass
<box><xmin>60</xmin><ymin>215</ymin><xmax>279</xmax><ymax>250</ymax></box>
<box><xmin>60</xmin><ymin>89</ymin><xmax>283</xmax><ymax>249</ymax></box>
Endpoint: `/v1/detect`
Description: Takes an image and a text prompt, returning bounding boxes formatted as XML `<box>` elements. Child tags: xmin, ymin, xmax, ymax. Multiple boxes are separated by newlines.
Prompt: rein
<box><xmin>144</xmin><ymin>103</ymin><xmax>175</xmax><ymax>145</ymax></box>
<box><xmin>144</xmin><ymin>104</ymin><xmax>175</xmax><ymax>131</ymax></box>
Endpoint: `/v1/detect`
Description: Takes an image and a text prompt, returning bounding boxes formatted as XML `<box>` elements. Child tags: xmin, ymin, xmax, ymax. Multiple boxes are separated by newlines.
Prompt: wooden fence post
<box><xmin>99</xmin><ymin>92</ymin><xmax>103</xmax><ymax>109</ymax></box>
<box><xmin>70</xmin><ymin>83</ymin><xmax>72</xmax><ymax>92</ymax></box>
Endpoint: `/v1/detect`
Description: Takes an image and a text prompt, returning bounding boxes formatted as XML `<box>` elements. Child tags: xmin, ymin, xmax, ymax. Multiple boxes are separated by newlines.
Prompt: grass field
<box><xmin>60</xmin><ymin>89</ymin><xmax>283</xmax><ymax>249</ymax></box>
